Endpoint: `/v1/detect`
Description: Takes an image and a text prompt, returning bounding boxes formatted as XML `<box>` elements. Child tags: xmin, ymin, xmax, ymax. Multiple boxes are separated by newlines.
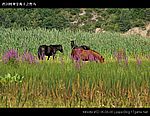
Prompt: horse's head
<box><xmin>71</xmin><ymin>40</ymin><xmax>78</xmax><ymax>49</ymax></box>
<box><xmin>56</xmin><ymin>45</ymin><xmax>64</xmax><ymax>53</ymax></box>
<box><xmin>99</xmin><ymin>55</ymin><xmax>104</xmax><ymax>63</ymax></box>
<box><xmin>71</xmin><ymin>40</ymin><xmax>75</xmax><ymax>48</ymax></box>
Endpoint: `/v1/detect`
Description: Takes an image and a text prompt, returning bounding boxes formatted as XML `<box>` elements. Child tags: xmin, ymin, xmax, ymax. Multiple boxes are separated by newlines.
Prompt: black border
<box><xmin>0</xmin><ymin>108</ymin><xmax>150</xmax><ymax>115</ymax></box>
<box><xmin>0</xmin><ymin>0</ymin><xmax>150</xmax><ymax>8</ymax></box>
<box><xmin>0</xmin><ymin>0</ymin><xmax>150</xmax><ymax>115</ymax></box>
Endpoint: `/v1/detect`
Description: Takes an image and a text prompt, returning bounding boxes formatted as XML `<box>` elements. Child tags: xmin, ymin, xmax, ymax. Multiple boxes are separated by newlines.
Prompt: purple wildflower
<box><xmin>75</xmin><ymin>60</ymin><xmax>82</xmax><ymax>70</ymax></box>
<box><xmin>38</xmin><ymin>50</ymin><xmax>46</xmax><ymax>60</ymax></box>
<box><xmin>71</xmin><ymin>53</ymin><xmax>82</xmax><ymax>70</ymax></box>
<box><xmin>113</xmin><ymin>49</ymin><xmax>126</xmax><ymax>63</ymax></box>
<box><xmin>113</xmin><ymin>51</ymin><xmax>121</xmax><ymax>63</ymax></box>
<box><xmin>21</xmin><ymin>50</ymin><xmax>36</xmax><ymax>64</ymax></box>
<box><xmin>2</xmin><ymin>49</ymin><xmax>19</xmax><ymax>64</ymax></box>
<box><xmin>136</xmin><ymin>56</ymin><xmax>142</xmax><ymax>66</ymax></box>
<box><xmin>124</xmin><ymin>56</ymin><xmax>129</xmax><ymax>66</ymax></box>
<box><xmin>71</xmin><ymin>54</ymin><xmax>79</xmax><ymax>61</ymax></box>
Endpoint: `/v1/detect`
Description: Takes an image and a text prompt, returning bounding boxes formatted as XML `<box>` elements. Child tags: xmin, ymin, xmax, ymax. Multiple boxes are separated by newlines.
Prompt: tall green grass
<box><xmin>0</xmin><ymin>59</ymin><xmax>149</xmax><ymax>108</ymax></box>
<box><xmin>0</xmin><ymin>27</ymin><xmax>149</xmax><ymax>58</ymax></box>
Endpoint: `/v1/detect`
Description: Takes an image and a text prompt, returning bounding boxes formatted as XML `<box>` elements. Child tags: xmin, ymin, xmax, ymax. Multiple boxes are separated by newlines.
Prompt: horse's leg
<box><xmin>40</xmin><ymin>55</ymin><xmax>43</xmax><ymax>60</ymax></box>
<box><xmin>38</xmin><ymin>54</ymin><xmax>40</xmax><ymax>60</ymax></box>
<box><xmin>38</xmin><ymin>52</ymin><xmax>42</xmax><ymax>60</ymax></box>
<box><xmin>47</xmin><ymin>55</ymin><xmax>50</xmax><ymax>60</ymax></box>
<box><xmin>52</xmin><ymin>49</ymin><xmax>56</xmax><ymax>60</ymax></box>
<box><xmin>53</xmin><ymin>54</ymin><xmax>55</xmax><ymax>60</ymax></box>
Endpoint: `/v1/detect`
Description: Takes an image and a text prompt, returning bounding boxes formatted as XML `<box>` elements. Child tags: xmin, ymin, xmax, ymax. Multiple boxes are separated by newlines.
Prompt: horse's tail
<box><xmin>71</xmin><ymin>40</ymin><xmax>78</xmax><ymax>49</ymax></box>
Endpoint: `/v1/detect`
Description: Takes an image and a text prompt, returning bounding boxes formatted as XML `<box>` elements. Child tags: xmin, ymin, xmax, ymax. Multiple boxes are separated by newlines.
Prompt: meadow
<box><xmin>0</xmin><ymin>28</ymin><xmax>150</xmax><ymax>108</ymax></box>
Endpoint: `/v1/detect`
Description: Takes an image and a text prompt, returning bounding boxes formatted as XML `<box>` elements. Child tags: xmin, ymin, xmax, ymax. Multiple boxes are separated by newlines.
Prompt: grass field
<box><xmin>0</xmin><ymin>28</ymin><xmax>150</xmax><ymax>108</ymax></box>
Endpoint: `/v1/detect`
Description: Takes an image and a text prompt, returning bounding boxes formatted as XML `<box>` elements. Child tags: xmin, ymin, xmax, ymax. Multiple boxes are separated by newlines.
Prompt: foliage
<box><xmin>0</xmin><ymin>8</ymin><xmax>70</xmax><ymax>30</ymax></box>
<box><xmin>0</xmin><ymin>8</ymin><xmax>150</xmax><ymax>32</ymax></box>
<box><xmin>0</xmin><ymin>73</ymin><xmax>24</xmax><ymax>85</ymax></box>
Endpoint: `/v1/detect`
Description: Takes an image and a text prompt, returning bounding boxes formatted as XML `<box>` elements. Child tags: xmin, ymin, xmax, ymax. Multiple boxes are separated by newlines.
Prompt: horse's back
<box><xmin>71</xmin><ymin>48</ymin><xmax>104</xmax><ymax>63</ymax></box>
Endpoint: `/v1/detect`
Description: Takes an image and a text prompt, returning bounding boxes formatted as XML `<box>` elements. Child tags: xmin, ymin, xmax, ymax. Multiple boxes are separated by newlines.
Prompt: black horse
<box><xmin>38</xmin><ymin>44</ymin><xmax>63</xmax><ymax>60</ymax></box>
<box><xmin>71</xmin><ymin>40</ymin><xmax>90</xmax><ymax>50</ymax></box>
<box><xmin>49</xmin><ymin>45</ymin><xmax>64</xmax><ymax>59</ymax></box>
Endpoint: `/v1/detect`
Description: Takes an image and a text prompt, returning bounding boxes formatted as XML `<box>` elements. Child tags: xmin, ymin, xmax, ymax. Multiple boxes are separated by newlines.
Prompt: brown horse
<box><xmin>71</xmin><ymin>48</ymin><xmax>104</xmax><ymax>63</ymax></box>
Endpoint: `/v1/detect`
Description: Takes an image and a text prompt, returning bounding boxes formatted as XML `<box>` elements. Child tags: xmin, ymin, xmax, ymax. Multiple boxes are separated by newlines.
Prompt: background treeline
<box><xmin>0</xmin><ymin>8</ymin><xmax>150</xmax><ymax>32</ymax></box>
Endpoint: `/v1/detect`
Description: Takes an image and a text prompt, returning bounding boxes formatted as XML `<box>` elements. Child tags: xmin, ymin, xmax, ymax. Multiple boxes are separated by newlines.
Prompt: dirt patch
<box><xmin>95</xmin><ymin>28</ymin><xmax>106</xmax><ymax>33</ymax></box>
<box><xmin>123</xmin><ymin>22</ymin><xmax>150</xmax><ymax>38</ymax></box>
